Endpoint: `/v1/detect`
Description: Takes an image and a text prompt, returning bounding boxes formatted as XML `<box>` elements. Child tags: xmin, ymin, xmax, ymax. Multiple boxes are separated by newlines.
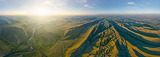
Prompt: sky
<box><xmin>0</xmin><ymin>0</ymin><xmax>160</xmax><ymax>15</ymax></box>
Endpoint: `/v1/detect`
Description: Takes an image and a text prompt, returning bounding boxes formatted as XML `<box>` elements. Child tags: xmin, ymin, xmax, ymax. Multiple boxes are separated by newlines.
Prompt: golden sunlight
<box><xmin>32</xmin><ymin>8</ymin><xmax>50</xmax><ymax>15</ymax></box>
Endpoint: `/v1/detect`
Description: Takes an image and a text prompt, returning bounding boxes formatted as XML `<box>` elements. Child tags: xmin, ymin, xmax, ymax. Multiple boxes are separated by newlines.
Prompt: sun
<box><xmin>35</xmin><ymin>9</ymin><xmax>48</xmax><ymax>15</ymax></box>
<box><xmin>28</xmin><ymin>6</ymin><xmax>71</xmax><ymax>16</ymax></box>
<box><xmin>31</xmin><ymin>8</ymin><xmax>50</xmax><ymax>15</ymax></box>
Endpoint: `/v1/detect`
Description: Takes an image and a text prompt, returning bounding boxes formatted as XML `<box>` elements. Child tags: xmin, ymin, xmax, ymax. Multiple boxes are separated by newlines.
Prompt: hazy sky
<box><xmin>0</xmin><ymin>0</ymin><xmax>160</xmax><ymax>15</ymax></box>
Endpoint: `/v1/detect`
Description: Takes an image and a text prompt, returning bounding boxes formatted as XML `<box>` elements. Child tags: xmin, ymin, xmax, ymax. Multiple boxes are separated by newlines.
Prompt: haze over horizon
<box><xmin>0</xmin><ymin>0</ymin><xmax>160</xmax><ymax>57</ymax></box>
<box><xmin>0</xmin><ymin>0</ymin><xmax>160</xmax><ymax>15</ymax></box>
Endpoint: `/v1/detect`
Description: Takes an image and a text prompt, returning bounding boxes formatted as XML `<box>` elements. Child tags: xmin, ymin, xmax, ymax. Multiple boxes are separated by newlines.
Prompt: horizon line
<box><xmin>0</xmin><ymin>12</ymin><xmax>160</xmax><ymax>16</ymax></box>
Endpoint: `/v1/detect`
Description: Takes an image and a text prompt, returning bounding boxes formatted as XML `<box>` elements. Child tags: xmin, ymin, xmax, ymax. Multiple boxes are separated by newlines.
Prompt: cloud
<box><xmin>44</xmin><ymin>1</ymin><xmax>53</xmax><ymax>5</ymax></box>
<box><xmin>78</xmin><ymin>0</ymin><xmax>95</xmax><ymax>8</ymax></box>
<box><xmin>84</xmin><ymin>4</ymin><xmax>95</xmax><ymax>8</ymax></box>
<box><xmin>83</xmin><ymin>0</ymin><xmax>87</xmax><ymax>3</ymax></box>
<box><xmin>78</xmin><ymin>0</ymin><xmax>87</xmax><ymax>3</ymax></box>
<box><xmin>128</xmin><ymin>2</ymin><xmax>136</xmax><ymax>5</ymax></box>
<box><xmin>42</xmin><ymin>0</ymin><xmax>68</xmax><ymax>9</ymax></box>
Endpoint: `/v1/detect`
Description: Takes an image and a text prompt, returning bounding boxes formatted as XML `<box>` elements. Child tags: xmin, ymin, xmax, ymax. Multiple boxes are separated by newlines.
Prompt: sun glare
<box><xmin>35</xmin><ymin>9</ymin><xmax>48</xmax><ymax>15</ymax></box>
<box><xmin>31</xmin><ymin>8</ymin><xmax>50</xmax><ymax>15</ymax></box>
